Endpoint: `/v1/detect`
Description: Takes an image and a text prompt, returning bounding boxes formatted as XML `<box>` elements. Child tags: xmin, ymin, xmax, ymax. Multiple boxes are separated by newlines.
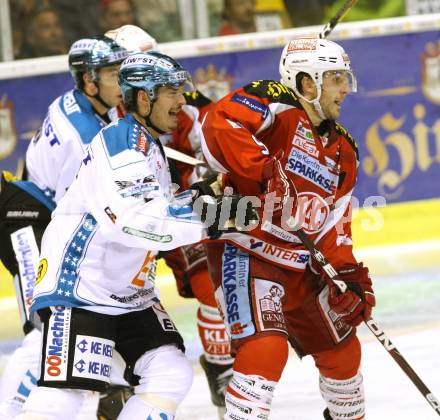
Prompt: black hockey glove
<box><xmin>194</xmin><ymin>194</ymin><xmax>259</xmax><ymax>239</ymax></box>
<box><xmin>190</xmin><ymin>173</ymin><xmax>223</xmax><ymax>198</ymax></box>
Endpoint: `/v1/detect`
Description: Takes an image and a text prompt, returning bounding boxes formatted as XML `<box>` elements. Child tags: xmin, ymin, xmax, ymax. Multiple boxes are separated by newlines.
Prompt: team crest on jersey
<box><xmin>254</xmin><ymin>279</ymin><xmax>286</xmax><ymax>333</ymax></box>
<box><xmin>115</xmin><ymin>176</ymin><xmax>159</xmax><ymax>198</ymax></box>
<box><xmin>421</xmin><ymin>40</ymin><xmax>440</xmax><ymax>104</ymax></box>
<box><xmin>286</xmin><ymin>192</ymin><xmax>330</xmax><ymax>234</ymax></box>
<box><xmin>193</xmin><ymin>64</ymin><xmax>232</xmax><ymax>101</ymax></box>
<box><xmin>0</xmin><ymin>95</ymin><xmax>17</xmax><ymax>160</ymax></box>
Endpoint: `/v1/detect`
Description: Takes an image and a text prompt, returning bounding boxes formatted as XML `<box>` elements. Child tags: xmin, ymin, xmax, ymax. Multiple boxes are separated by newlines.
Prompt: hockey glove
<box><xmin>194</xmin><ymin>194</ymin><xmax>259</xmax><ymax>239</ymax></box>
<box><xmin>261</xmin><ymin>152</ymin><xmax>296</xmax><ymax>214</ymax></box>
<box><xmin>190</xmin><ymin>173</ymin><xmax>224</xmax><ymax>198</ymax></box>
<box><xmin>327</xmin><ymin>263</ymin><xmax>375</xmax><ymax>327</ymax></box>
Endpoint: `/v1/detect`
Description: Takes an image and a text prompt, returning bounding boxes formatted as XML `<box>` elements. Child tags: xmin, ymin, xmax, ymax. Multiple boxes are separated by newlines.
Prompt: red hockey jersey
<box><xmin>201</xmin><ymin>80</ymin><xmax>359</xmax><ymax>272</ymax></box>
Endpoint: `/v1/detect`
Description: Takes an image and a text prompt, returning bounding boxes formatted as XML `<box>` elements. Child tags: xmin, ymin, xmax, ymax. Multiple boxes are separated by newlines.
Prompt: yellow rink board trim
<box><xmin>351</xmin><ymin>198</ymin><xmax>440</xmax><ymax>248</ymax></box>
<box><xmin>0</xmin><ymin>198</ymin><xmax>438</xmax><ymax>300</ymax></box>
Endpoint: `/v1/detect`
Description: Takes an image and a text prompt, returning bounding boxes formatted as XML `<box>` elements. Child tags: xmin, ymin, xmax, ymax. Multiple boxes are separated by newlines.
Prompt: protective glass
<box><xmin>322</xmin><ymin>70</ymin><xmax>357</xmax><ymax>93</ymax></box>
<box><xmin>179</xmin><ymin>72</ymin><xmax>195</xmax><ymax>94</ymax></box>
<box><xmin>158</xmin><ymin>70</ymin><xmax>194</xmax><ymax>93</ymax></box>
<box><xmin>152</xmin><ymin>70</ymin><xmax>195</xmax><ymax>97</ymax></box>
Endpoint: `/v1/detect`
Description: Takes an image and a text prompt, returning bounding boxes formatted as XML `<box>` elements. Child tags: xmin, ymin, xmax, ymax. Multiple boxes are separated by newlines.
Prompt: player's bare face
<box><xmin>320</xmin><ymin>71</ymin><xmax>351</xmax><ymax>120</ymax></box>
<box><xmin>149</xmin><ymin>85</ymin><xmax>186</xmax><ymax>132</ymax></box>
<box><xmin>96</xmin><ymin>64</ymin><xmax>123</xmax><ymax>107</ymax></box>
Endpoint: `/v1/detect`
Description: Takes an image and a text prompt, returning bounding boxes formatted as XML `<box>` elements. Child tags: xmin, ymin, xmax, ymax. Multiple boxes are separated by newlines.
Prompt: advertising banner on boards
<box><xmin>1</xmin><ymin>29</ymin><xmax>439</xmax><ymax>205</ymax></box>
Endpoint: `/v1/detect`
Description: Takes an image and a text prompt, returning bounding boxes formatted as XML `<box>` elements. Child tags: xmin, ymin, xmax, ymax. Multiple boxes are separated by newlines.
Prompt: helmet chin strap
<box><xmin>84</xmin><ymin>85</ymin><xmax>113</xmax><ymax>111</ymax></box>
<box><xmin>136</xmin><ymin>101</ymin><xmax>167</xmax><ymax>135</ymax></box>
<box><xmin>145</xmin><ymin>101</ymin><xmax>167</xmax><ymax>135</ymax></box>
<box><xmin>92</xmin><ymin>92</ymin><xmax>113</xmax><ymax>110</ymax></box>
<box><xmin>135</xmin><ymin>103</ymin><xmax>167</xmax><ymax>160</ymax></box>
<box><xmin>87</xmin><ymin>69</ymin><xmax>113</xmax><ymax>110</ymax></box>
<box><xmin>93</xmin><ymin>78</ymin><xmax>115</xmax><ymax>110</ymax></box>
<box><xmin>312</xmin><ymin>98</ymin><xmax>327</xmax><ymax>121</ymax></box>
<box><xmin>296</xmin><ymin>86</ymin><xmax>327</xmax><ymax>121</ymax></box>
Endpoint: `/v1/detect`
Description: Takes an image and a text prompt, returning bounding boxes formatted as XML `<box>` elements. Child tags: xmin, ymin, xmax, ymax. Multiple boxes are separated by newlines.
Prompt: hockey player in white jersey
<box><xmin>0</xmin><ymin>27</ymin><xmax>157</xmax><ymax>420</ymax></box>
<box><xmin>19</xmin><ymin>51</ymin><xmax>224</xmax><ymax>420</ymax></box>
<box><xmin>26</xmin><ymin>28</ymin><xmax>156</xmax><ymax>203</ymax></box>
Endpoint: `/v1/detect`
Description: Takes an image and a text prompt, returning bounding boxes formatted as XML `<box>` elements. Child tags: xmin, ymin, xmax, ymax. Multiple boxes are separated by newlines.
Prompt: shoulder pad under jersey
<box><xmin>59</xmin><ymin>90</ymin><xmax>103</xmax><ymax>145</ymax></box>
<box><xmin>183</xmin><ymin>90</ymin><xmax>212</xmax><ymax>108</ymax></box>
<box><xmin>335</xmin><ymin>123</ymin><xmax>359</xmax><ymax>160</ymax></box>
<box><xmin>243</xmin><ymin>80</ymin><xmax>301</xmax><ymax>107</ymax></box>
<box><xmin>100</xmin><ymin>118</ymin><xmax>132</xmax><ymax>157</ymax></box>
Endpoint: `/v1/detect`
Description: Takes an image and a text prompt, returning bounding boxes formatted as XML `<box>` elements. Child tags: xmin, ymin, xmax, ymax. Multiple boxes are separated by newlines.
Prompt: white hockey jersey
<box><xmin>26</xmin><ymin>89</ymin><xmax>109</xmax><ymax>204</ymax></box>
<box><xmin>31</xmin><ymin>114</ymin><xmax>207</xmax><ymax>315</ymax></box>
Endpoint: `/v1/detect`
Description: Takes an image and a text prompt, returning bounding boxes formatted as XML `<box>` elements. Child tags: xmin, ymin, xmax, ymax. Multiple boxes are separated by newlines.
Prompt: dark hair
<box><xmin>23</xmin><ymin>5</ymin><xmax>59</xmax><ymax>38</ymax></box>
<box><xmin>295</xmin><ymin>72</ymin><xmax>312</xmax><ymax>95</ymax></box>
<box><xmin>124</xmin><ymin>87</ymin><xmax>140</xmax><ymax>112</ymax></box>
<box><xmin>74</xmin><ymin>71</ymin><xmax>86</xmax><ymax>90</ymax></box>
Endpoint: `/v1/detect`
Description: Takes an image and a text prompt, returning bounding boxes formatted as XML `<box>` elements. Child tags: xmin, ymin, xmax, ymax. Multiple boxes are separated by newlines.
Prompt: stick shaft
<box><xmin>163</xmin><ymin>145</ymin><xmax>205</xmax><ymax>166</ymax></box>
<box><xmin>319</xmin><ymin>0</ymin><xmax>358</xmax><ymax>39</ymax></box>
<box><xmin>293</xmin><ymin>227</ymin><xmax>440</xmax><ymax>416</ymax></box>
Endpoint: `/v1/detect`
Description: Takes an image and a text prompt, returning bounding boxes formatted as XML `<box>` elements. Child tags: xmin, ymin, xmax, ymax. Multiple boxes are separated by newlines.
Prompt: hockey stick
<box><xmin>163</xmin><ymin>145</ymin><xmax>205</xmax><ymax>166</ymax></box>
<box><xmin>319</xmin><ymin>0</ymin><xmax>358</xmax><ymax>39</ymax></box>
<box><xmin>278</xmin><ymin>224</ymin><xmax>440</xmax><ymax>416</ymax></box>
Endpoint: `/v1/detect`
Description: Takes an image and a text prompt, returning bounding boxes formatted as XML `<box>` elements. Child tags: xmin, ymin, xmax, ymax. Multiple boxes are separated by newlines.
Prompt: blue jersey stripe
<box><xmin>31</xmin><ymin>213</ymin><xmax>98</xmax><ymax>312</ymax></box>
<box><xmin>59</xmin><ymin>90</ymin><xmax>105</xmax><ymax>145</ymax></box>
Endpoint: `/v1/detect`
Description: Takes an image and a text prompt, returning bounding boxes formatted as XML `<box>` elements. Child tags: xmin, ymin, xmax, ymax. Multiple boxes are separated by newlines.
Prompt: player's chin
<box><xmin>167</xmin><ymin>114</ymin><xmax>178</xmax><ymax>130</ymax></box>
<box><xmin>330</xmin><ymin>105</ymin><xmax>341</xmax><ymax>120</ymax></box>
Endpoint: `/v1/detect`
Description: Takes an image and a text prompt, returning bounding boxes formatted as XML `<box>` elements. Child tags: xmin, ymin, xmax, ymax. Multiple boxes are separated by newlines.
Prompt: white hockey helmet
<box><xmin>279</xmin><ymin>38</ymin><xmax>357</xmax><ymax>119</ymax></box>
<box><xmin>105</xmin><ymin>24</ymin><xmax>158</xmax><ymax>54</ymax></box>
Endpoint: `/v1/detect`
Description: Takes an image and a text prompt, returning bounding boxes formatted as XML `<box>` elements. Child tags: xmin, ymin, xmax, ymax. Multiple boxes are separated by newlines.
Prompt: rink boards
<box><xmin>1</xmin><ymin>15</ymin><xmax>440</xmax><ymax>206</ymax></box>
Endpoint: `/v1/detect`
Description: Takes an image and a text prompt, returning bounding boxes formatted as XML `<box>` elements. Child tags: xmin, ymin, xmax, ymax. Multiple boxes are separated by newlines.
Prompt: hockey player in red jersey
<box><xmin>200</xmin><ymin>38</ymin><xmax>375</xmax><ymax>419</ymax></box>
<box><xmin>161</xmin><ymin>91</ymin><xmax>234</xmax><ymax>417</ymax></box>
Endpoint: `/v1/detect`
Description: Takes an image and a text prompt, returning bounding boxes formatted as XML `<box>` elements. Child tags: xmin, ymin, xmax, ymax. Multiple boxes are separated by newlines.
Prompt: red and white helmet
<box><xmin>105</xmin><ymin>24</ymin><xmax>158</xmax><ymax>54</ymax></box>
<box><xmin>279</xmin><ymin>38</ymin><xmax>357</xmax><ymax>118</ymax></box>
